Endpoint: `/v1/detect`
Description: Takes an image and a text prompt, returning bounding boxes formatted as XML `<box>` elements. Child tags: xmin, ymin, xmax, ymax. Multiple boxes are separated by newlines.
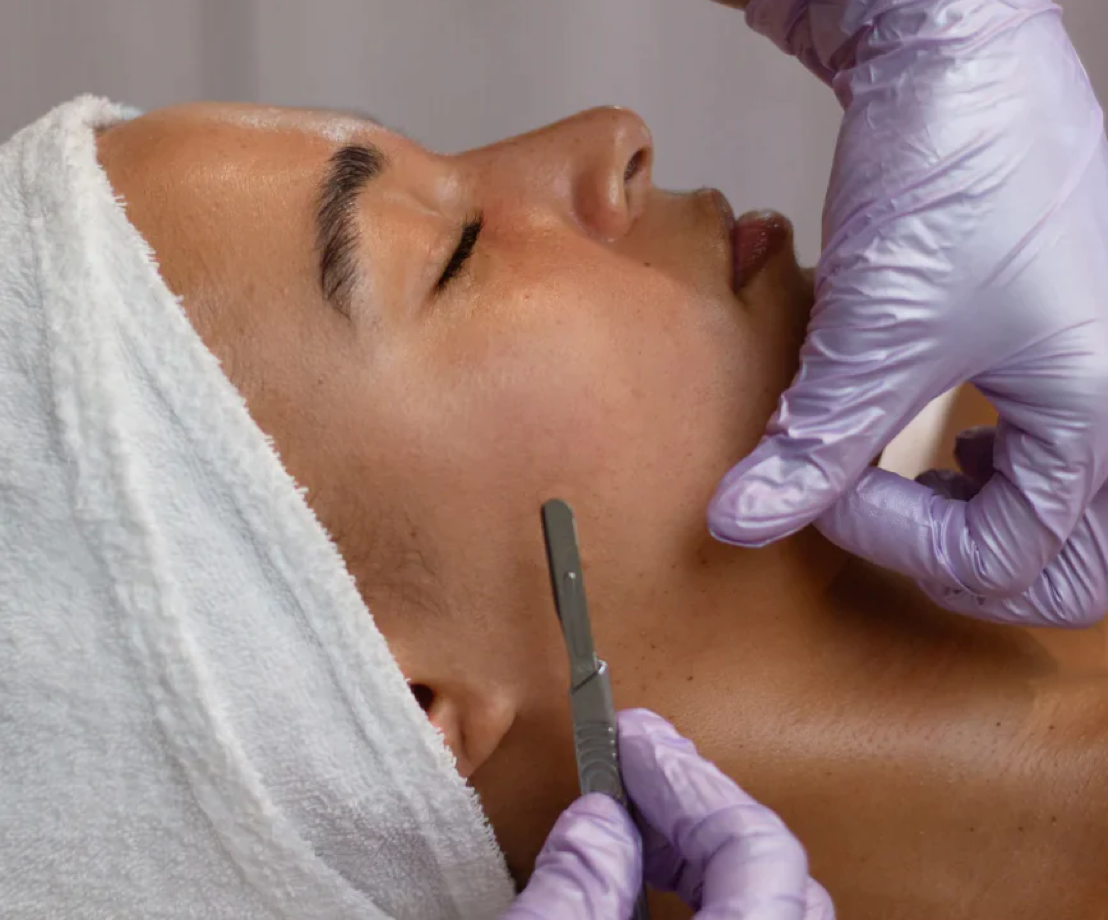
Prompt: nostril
<box><xmin>409</xmin><ymin>682</ymin><xmax>435</xmax><ymax>713</ymax></box>
<box><xmin>624</xmin><ymin>147</ymin><xmax>648</xmax><ymax>184</ymax></box>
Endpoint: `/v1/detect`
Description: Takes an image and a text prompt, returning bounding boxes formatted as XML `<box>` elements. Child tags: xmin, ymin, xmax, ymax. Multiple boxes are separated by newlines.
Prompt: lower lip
<box><xmin>732</xmin><ymin>211</ymin><xmax>792</xmax><ymax>291</ymax></box>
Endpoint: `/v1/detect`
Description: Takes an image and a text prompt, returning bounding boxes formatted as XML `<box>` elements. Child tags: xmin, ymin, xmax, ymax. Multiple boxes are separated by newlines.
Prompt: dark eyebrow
<box><xmin>315</xmin><ymin>142</ymin><xmax>387</xmax><ymax>317</ymax></box>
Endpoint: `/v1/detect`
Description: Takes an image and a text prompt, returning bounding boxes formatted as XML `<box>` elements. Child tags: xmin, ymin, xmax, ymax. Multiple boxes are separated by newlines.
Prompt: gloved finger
<box><xmin>805</xmin><ymin>878</ymin><xmax>837</xmax><ymax>920</ymax></box>
<box><xmin>815</xmin><ymin>467</ymin><xmax>979</xmax><ymax>593</ymax></box>
<box><xmin>708</xmin><ymin>347</ymin><xmax>938</xmax><ymax>548</ymax></box>
<box><xmin>822</xmin><ymin>466</ymin><xmax>1108</xmax><ymax>626</ymax></box>
<box><xmin>824</xmin><ymin>441</ymin><xmax>1085</xmax><ymax>600</ymax></box>
<box><xmin>502</xmin><ymin>793</ymin><xmax>643</xmax><ymax>920</ymax></box>
<box><xmin>952</xmin><ymin>426</ymin><xmax>997</xmax><ymax>487</ymax></box>
<box><xmin>920</xmin><ymin>426</ymin><xmax>1107</xmax><ymax>624</ymax></box>
<box><xmin>916</xmin><ymin>476</ymin><xmax>1108</xmax><ymax>627</ymax></box>
<box><xmin>618</xmin><ymin>709</ymin><xmax>816</xmax><ymax>919</ymax></box>
<box><xmin>966</xmin><ymin>416</ymin><xmax>1104</xmax><ymax>590</ymax></box>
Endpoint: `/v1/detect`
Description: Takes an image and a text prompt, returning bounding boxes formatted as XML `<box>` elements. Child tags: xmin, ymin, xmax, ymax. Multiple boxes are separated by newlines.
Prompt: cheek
<box><xmin>456</xmin><ymin>280</ymin><xmax>771</xmax><ymax>517</ymax></box>
<box><xmin>381</xmin><ymin>266</ymin><xmax>784</xmax><ymax>598</ymax></box>
<box><xmin>466</xmin><ymin>282</ymin><xmax>743</xmax><ymax>448</ymax></box>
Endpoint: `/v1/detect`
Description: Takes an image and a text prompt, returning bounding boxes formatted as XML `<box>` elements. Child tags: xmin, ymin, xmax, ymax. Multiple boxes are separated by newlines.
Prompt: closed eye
<box><xmin>436</xmin><ymin>213</ymin><xmax>484</xmax><ymax>292</ymax></box>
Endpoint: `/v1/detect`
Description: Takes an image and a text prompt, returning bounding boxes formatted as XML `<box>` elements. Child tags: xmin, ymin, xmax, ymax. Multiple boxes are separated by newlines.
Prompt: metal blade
<box><xmin>541</xmin><ymin>499</ymin><xmax>600</xmax><ymax>690</ymax></box>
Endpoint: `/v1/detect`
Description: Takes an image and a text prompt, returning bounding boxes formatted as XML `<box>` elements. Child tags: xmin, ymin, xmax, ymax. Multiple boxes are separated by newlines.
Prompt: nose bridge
<box><xmin>490</xmin><ymin>106</ymin><xmax>650</xmax><ymax>170</ymax></box>
<box><xmin>477</xmin><ymin>107</ymin><xmax>653</xmax><ymax>237</ymax></box>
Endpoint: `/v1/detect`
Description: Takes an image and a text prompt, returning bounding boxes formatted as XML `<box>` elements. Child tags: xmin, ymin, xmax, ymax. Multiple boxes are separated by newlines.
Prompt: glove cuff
<box><xmin>745</xmin><ymin>0</ymin><xmax>954</xmax><ymax>82</ymax></box>
<box><xmin>743</xmin><ymin>0</ymin><xmax>854</xmax><ymax>83</ymax></box>
<box><xmin>744</xmin><ymin>0</ymin><xmax>1038</xmax><ymax>81</ymax></box>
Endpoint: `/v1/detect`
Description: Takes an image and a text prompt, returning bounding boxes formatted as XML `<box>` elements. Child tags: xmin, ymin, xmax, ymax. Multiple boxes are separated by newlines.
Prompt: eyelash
<box><xmin>436</xmin><ymin>212</ymin><xmax>484</xmax><ymax>292</ymax></box>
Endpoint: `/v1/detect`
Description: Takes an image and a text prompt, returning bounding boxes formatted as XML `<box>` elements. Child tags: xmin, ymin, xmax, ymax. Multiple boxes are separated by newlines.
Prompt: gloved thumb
<box><xmin>708</xmin><ymin>357</ymin><xmax>926</xmax><ymax>547</ymax></box>
<box><xmin>501</xmin><ymin>794</ymin><xmax>643</xmax><ymax>920</ymax></box>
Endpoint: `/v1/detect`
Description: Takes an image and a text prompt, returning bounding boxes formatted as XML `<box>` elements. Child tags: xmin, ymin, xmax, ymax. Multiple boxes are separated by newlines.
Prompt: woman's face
<box><xmin>98</xmin><ymin>102</ymin><xmax>817</xmax><ymax>881</ymax></box>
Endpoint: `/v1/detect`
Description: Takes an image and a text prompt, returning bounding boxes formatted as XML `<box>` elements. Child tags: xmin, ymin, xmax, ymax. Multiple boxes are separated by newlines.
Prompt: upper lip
<box><xmin>709</xmin><ymin>188</ymin><xmax>735</xmax><ymax>236</ymax></box>
<box><xmin>704</xmin><ymin>188</ymin><xmax>736</xmax><ymax>285</ymax></box>
<box><xmin>707</xmin><ymin>188</ymin><xmax>736</xmax><ymax>238</ymax></box>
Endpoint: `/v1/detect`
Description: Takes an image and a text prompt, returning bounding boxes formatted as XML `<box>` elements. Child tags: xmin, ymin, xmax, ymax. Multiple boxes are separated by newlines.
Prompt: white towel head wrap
<box><xmin>0</xmin><ymin>95</ymin><xmax>514</xmax><ymax>920</ymax></box>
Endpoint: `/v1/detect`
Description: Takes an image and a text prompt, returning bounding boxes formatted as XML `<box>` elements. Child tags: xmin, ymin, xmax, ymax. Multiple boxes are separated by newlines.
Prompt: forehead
<box><xmin>210</xmin><ymin>102</ymin><xmax>376</xmax><ymax>138</ymax></box>
<box><xmin>96</xmin><ymin>104</ymin><xmax>365</xmax><ymax>332</ymax></box>
<box><xmin>126</xmin><ymin>101</ymin><xmax>404</xmax><ymax>166</ymax></box>
<box><xmin>97</xmin><ymin>100</ymin><xmax>409</xmax><ymax>265</ymax></box>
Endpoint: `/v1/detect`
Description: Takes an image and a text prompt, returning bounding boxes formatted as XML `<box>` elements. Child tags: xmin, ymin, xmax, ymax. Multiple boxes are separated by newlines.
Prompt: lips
<box><xmin>731</xmin><ymin>210</ymin><xmax>793</xmax><ymax>291</ymax></box>
<box><xmin>694</xmin><ymin>190</ymin><xmax>794</xmax><ymax>294</ymax></box>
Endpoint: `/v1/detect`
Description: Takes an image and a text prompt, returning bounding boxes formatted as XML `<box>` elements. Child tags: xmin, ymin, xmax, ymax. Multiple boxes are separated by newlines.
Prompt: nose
<box><xmin>491</xmin><ymin>107</ymin><xmax>654</xmax><ymax>241</ymax></box>
<box><xmin>563</xmin><ymin>107</ymin><xmax>653</xmax><ymax>240</ymax></box>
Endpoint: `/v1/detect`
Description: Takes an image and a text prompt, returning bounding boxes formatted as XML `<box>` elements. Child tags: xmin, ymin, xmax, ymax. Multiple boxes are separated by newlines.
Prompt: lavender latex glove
<box><xmin>500</xmin><ymin>792</ymin><xmax>644</xmax><ymax>920</ymax></box>
<box><xmin>503</xmin><ymin>709</ymin><xmax>834</xmax><ymax>919</ymax></box>
<box><xmin>707</xmin><ymin>0</ymin><xmax>1108</xmax><ymax>626</ymax></box>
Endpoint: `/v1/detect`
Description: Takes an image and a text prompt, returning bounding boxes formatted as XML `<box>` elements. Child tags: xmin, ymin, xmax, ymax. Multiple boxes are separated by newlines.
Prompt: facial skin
<box><xmin>97</xmin><ymin>104</ymin><xmax>1108</xmax><ymax>920</ymax></box>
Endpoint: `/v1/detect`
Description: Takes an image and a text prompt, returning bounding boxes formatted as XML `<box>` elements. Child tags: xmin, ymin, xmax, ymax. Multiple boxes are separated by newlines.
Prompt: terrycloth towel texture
<box><xmin>0</xmin><ymin>96</ymin><xmax>514</xmax><ymax>920</ymax></box>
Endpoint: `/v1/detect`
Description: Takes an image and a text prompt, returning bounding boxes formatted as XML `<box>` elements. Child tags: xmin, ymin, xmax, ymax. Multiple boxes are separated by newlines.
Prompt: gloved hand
<box><xmin>502</xmin><ymin>708</ymin><xmax>833</xmax><ymax>919</ymax></box>
<box><xmin>707</xmin><ymin>0</ymin><xmax>1108</xmax><ymax>626</ymax></box>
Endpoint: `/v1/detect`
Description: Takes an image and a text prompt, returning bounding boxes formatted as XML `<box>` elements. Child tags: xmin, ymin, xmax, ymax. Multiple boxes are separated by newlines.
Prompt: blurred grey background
<box><xmin>2</xmin><ymin>0</ymin><xmax>1105</xmax><ymax>262</ymax></box>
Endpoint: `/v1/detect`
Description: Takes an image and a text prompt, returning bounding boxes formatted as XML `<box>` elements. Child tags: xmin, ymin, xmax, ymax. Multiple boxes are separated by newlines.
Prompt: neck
<box><xmin>633</xmin><ymin>541</ymin><xmax>1108</xmax><ymax>919</ymax></box>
